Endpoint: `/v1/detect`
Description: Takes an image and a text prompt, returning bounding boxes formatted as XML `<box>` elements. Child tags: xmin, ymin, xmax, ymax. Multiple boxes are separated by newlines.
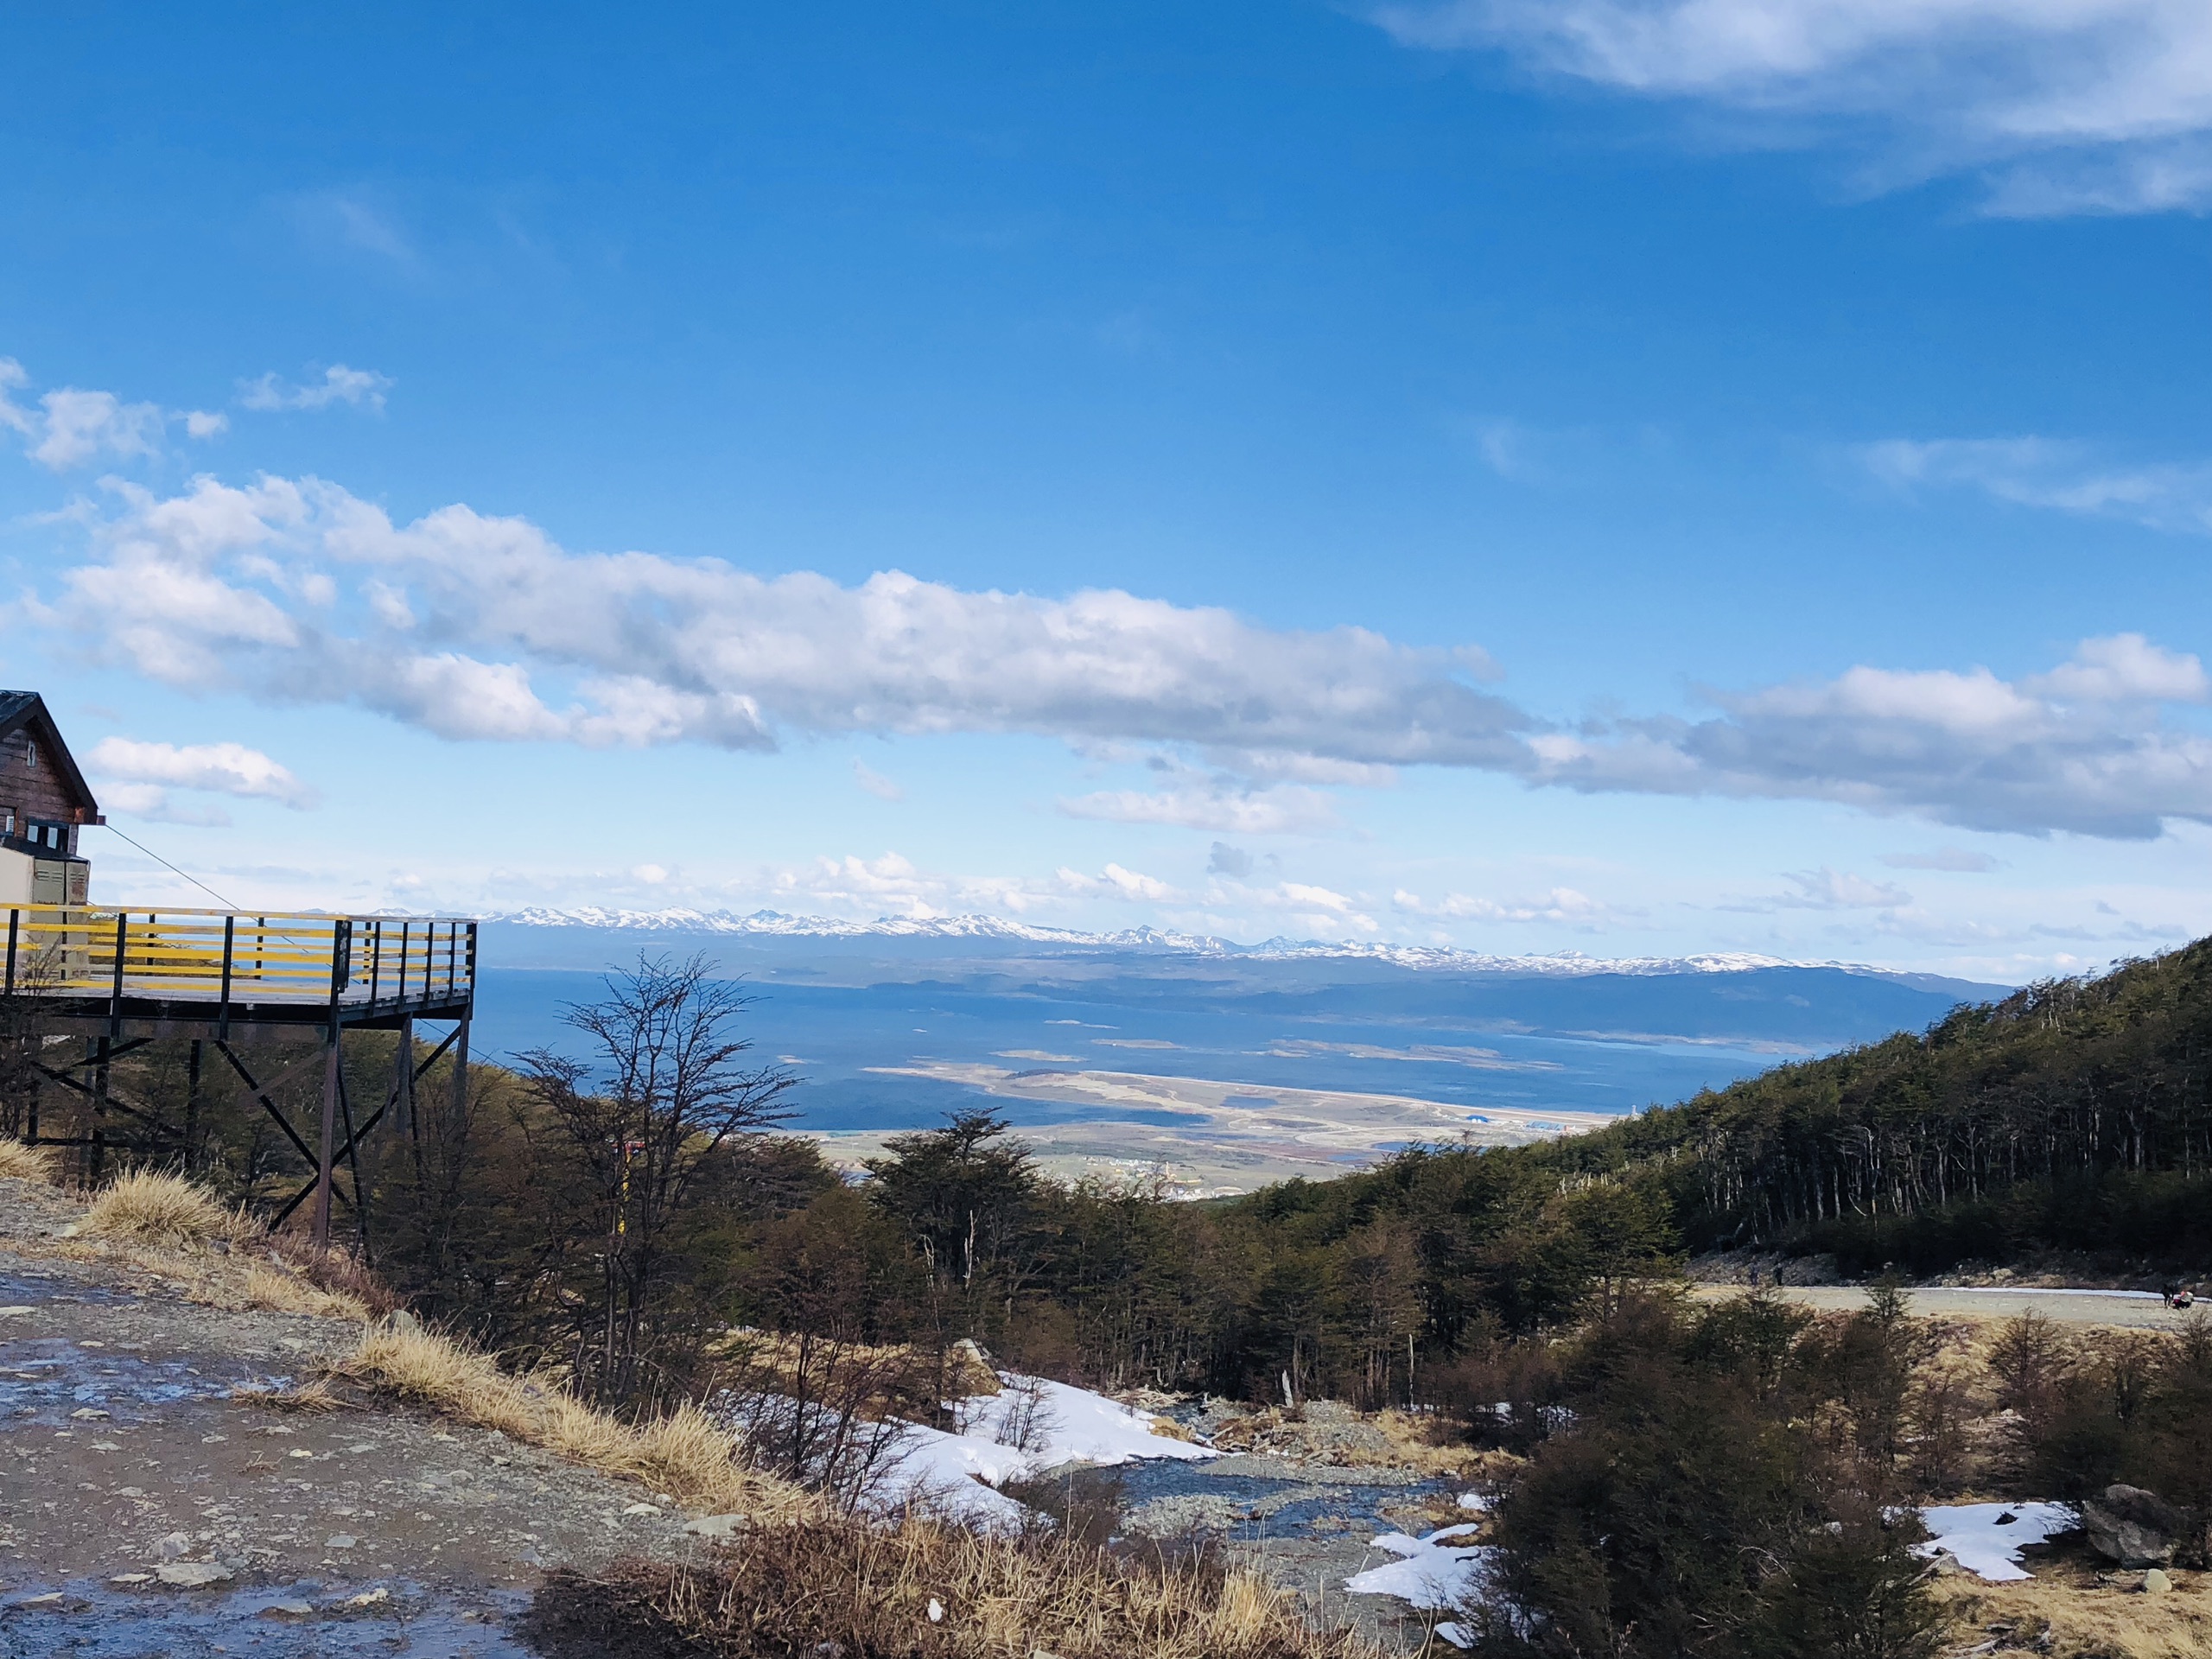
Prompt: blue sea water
<box><xmin>466</xmin><ymin>956</ymin><xmax>1986</xmax><ymax>1136</ymax></box>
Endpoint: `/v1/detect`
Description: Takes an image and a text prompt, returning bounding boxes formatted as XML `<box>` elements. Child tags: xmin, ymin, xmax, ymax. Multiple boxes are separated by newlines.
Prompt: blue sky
<box><xmin>3</xmin><ymin>1</ymin><xmax>2210</xmax><ymax>981</ymax></box>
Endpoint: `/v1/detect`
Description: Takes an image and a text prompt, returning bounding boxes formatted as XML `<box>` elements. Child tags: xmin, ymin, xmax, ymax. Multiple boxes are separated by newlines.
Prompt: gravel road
<box><xmin>0</xmin><ymin>1175</ymin><xmax>718</xmax><ymax>1656</ymax></box>
<box><xmin>1693</xmin><ymin>1283</ymin><xmax>2198</xmax><ymax>1331</ymax></box>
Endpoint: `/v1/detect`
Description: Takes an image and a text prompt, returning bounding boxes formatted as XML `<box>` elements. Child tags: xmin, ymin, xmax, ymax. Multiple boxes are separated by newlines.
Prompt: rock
<box><xmin>2082</xmin><ymin>1484</ymin><xmax>2182</xmax><ymax>1567</ymax></box>
<box><xmin>1925</xmin><ymin>1549</ymin><xmax>1967</xmax><ymax>1578</ymax></box>
<box><xmin>154</xmin><ymin>1531</ymin><xmax>192</xmax><ymax>1560</ymax></box>
<box><xmin>156</xmin><ymin>1562</ymin><xmax>234</xmax><ymax>1587</ymax></box>
<box><xmin>325</xmin><ymin>1534</ymin><xmax>356</xmax><ymax>1549</ymax></box>
<box><xmin>67</xmin><ymin>1407</ymin><xmax>108</xmax><ymax>1421</ymax></box>
<box><xmin>388</xmin><ymin>1309</ymin><xmax>423</xmax><ymax>1335</ymax></box>
<box><xmin>622</xmin><ymin>1501</ymin><xmax>661</xmax><ymax>1516</ymax></box>
<box><xmin>345</xmin><ymin>1586</ymin><xmax>390</xmax><ymax>1608</ymax></box>
<box><xmin>684</xmin><ymin>1512</ymin><xmax>752</xmax><ymax>1539</ymax></box>
<box><xmin>0</xmin><ymin>1305</ymin><xmax>34</xmax><ymax>1318</ymax></box>
<box><xmin>259</xmin><ymin>1600</ymin><xmax>316</xmax><ymax>1619</ymax></box>
<box><xmin>108</xmin><ymin>1573</ymin><xmax>151</xmax><ymax>1586</ymax></box>
<box><xmin>16</xmin><ymin>1593</ymin><xmax>65</xmax><ymax>1608</ymax></box>
<box><xmin>2145</xmin><ymin>1568</ymin><xmax>2173</xmax><ymax>1594</ymax></box>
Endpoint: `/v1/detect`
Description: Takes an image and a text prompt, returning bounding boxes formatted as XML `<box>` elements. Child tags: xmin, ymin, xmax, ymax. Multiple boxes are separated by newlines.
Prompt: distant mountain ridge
<box><xmin>495</xmin><ymin>905</ymin><xmax>1931</xmax><ymax>983</ymax></box>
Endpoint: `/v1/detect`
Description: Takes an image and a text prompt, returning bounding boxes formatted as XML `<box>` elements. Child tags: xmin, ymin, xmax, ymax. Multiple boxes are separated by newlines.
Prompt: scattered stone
<box><xmin>684</xmin><ymin>1513</ymin><xmax>752</xmax><ymax>1540</ymax></box>
<box><xmin>108</xmin><ymin>1573</ymin><xmax>151</xmax><ymax>1586</ymax></box>
<box><xmin>91</xmin><ymin>1440</ymin><xmax>119</xmax><ymax>1452</ymax></box>
<box><xmin>345</xmin><ymin>1586</ymin><xmax>390</xmax><ymax>1608</ymax></box>
<box><xmin>15</xmin><ymin>1592</ymin><xmax>65</xmax><ymax>1608</ymax></box>
<box><xmin>928</xmin><ymin>1597</ymin><xmax>945</xmax><ymax>1624</ymax></box>
<box><xmin>154</xmin><ymin>1531</ymin><xmax>192</xmax><ymax>1560</ymax></box>
<box><xmin>388</xmin><ymin>1310</ymin><xmax>423</xmax><ymax>1335</ymax></box>
<box><xmin>156</xmin><ymin>1561</ymin><xmax>234</xmax><ymax>1587</ymax></box>
<box><xmin>1925</xmin><ymin>1549</ymin><xmax>1966</xmax><ymax>1578</ymax></box>
<box><xmin>2145</xmin><ymin>1568</ymin><xmax>2173</xmax><ymax>1594</ymax></box>
<box><xmin>288</xmin><ymin>1449</ymin><xmax>315</xmax><ymax>1460</ymax></box>
<box><xmin>2082</xmin><ymin>1485</ymin><xmax>2181</xmax><ymax>1567</ymax></box>
<box><xmin>622</xmin><ymin>1501</ymin><xmax>661</xmax><ymax>1516</ymax></box>
<box><xmin>0</xmin><ymin>1306</ymin><xmax>34</xmax><ymax>1318</ymax></box>
<box><xmin>325</xmin><ymin>1534</ymin><xmax>356</xmax><ymax>1549</ymax></box>
<box><xmin>67</xmin><ymin>1407</ymin><xmax>108</xmax><ymax>1421</ymax></box>
<box><xmin>259</xmin><ymin>1600</ymin><xmax>316</xmax><ymax>1619</ymax></box>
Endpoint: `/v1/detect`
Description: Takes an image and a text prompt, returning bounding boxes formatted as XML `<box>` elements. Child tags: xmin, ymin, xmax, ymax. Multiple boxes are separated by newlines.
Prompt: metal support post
<box><xmin>312</xmin><ymin>1033</ymin><xmax>339</xmax><ymax>1250</ymax></box>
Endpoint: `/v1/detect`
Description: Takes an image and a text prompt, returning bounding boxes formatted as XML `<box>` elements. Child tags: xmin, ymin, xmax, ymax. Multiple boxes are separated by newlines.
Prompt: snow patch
<box><xmin>953</xmin><ymin>1375</ymin><xmax>1217</xmax><ymax>1471</ymax></box>
<box><xmin>1345</xmin><ymin>1523</ymin><xmax>1494</xmax><ymax>1610</ymax></box>
<box><xmin>1916</xmin><ymin>1502</ymin><xmax>2075</xmax><ymax>1581</ymax></box>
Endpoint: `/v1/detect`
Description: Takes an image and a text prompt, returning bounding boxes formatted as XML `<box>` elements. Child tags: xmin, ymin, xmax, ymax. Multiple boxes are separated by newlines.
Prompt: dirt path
<box><xmin>1693</xmin><ymin>1282</ymin><xmax>2197</xmax><ymax>1331</ymax></box>
<box><xmin>0</xmin><ymin>1177</ymin><xmax>715</xmax><ymax>1656</ymax></box>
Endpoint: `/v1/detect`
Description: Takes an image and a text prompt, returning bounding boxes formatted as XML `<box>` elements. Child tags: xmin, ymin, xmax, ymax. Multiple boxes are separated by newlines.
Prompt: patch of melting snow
<box><xmin>1344</xmin><ymin>1523</ymin><xmax>1495</xmax><ymax>1610</ymax></box>
<box><xmin>1916</xmin><ymin>1502</ymin><xmax>2075</xmax><ymax>1581</ymax></box>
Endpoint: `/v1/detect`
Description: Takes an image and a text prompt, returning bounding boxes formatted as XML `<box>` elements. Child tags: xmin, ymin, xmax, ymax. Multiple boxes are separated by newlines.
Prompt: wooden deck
<box><xmin>0</xmin><ymin>905</ymin><xmax>476</xmax><ymax>1035</ymax></box>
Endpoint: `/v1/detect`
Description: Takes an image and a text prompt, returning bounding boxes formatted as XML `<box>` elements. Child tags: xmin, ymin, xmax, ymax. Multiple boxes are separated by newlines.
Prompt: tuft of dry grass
<box><xmin>242</xmin><ymin>1261</ymin><xmax>370</xmax><ymax>1321</ymax></box>
<box><xmin>0</xmin><ymin>1137</ymin><xmax>56</xmax><ymax>1183</ymax></box>
<box><xmin>334</xmin><ymin>1321</ymin><xmax>807</xmax><ymax>1520</ymax></box>
<box><xmin>525</xmin><ymin>1517</ymin><xmax>1378</xmax><ymax>1659</ymax></box>
<box><xmin>79</xmin><ymin>1169</ymin><xmax>242</xmax><ymax>1247</ymax></box>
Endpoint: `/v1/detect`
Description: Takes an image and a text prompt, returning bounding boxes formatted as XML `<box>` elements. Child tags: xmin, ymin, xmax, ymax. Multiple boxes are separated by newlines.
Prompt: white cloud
<box><xmin>1529</xmin><ymin>636</ymin><xmax>2212</xmax><ymax>838</ymax></box>
<box><xmin>85</xmin><ymin>736</ymin><xmax>320</xmax><ymax>819</ymax></box>
<box><xmin>238</xmin><ymin>365</ymin><xmax>392</xmax><ymax>414</ymax></box>
<box><xmin>0</xmin><ymin>360</ymin><xmax>165</xmax><ymax>471</ymax></box>
<box><xmin>1860</xmin><ymin>436</ymin><xmax>2212</xmax><ymax>534</ymax></box>
<box><xmin>1058</xmin><ymin>775</ymin><xmax>1341</xmax><ymax>834</ymax></box>
<box><xmin>853</xmin><ymin>759</ymin><xmax>906</xmax><ymax>801</ymax></box>
<box><xmin>184</xmin><ymin>410</ymin><xmax>230</xmax><ymax>439</ymax></box>
<box><xmin>1377</xmin><ymin>1</ymin><xmax>2212</xmax><ymax>214</ymax></box>
<box><xmin>1394</xmin><ymin>884</ymin><xmax>1619</xmax><ymax>925</ymax></box>
<box><xmin>43</xmin><ymin>473</ymin><xmax>1526</xmax><ymax>771</ymax></box>
<box><xmin>1777</xmin><ymin>867</ymin><xmax>1912</xmax><ymax>908</ymax></box>
<box><xmin>1879</xmin><ymin>847</ymin><xmax>1999</xmax><ymax>872</ymax></box>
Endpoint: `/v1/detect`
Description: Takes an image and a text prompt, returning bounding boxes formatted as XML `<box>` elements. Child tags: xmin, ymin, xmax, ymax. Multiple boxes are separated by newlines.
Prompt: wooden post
<box><xmin>312</xmin><ymin>1033</ymin><xmax>339</xmax><ymax>1249</ymax></box>
<box><xmin>449</xmin><ymin>1015</ymin><xmax>470</xmax><ymax>1130</ymax></box>
<box><xmin>184</xmin><ymin>1039</ymin><xmax>204</xmax><ymax>1170</ymax></box>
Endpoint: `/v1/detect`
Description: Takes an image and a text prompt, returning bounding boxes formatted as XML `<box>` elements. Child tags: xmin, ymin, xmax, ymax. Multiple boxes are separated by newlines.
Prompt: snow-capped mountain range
<box><xmin>493</xmin><ymin>906</ymin><xmax>1865</xmax><ymax>979</ymax></box>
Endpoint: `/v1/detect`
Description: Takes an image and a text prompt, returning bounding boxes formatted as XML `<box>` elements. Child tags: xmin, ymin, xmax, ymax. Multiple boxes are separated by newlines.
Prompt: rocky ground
<box><xmin>0</xmin><ymin>1176</ymin><xmax>719</xmax><ymax>1657</ymax></box>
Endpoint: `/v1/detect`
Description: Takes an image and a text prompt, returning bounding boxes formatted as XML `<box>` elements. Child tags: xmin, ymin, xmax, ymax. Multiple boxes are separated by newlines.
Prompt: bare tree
<box><xmin>519</xmin><ymin>953</ymin><xmax>795</xmax><ymax>1406</ymax></box>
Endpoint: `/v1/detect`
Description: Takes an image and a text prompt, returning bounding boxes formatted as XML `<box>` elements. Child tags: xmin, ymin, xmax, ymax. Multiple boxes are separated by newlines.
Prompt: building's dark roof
<box><xmin>0</xmin><ymin>691</ymin><xmax>99</xmax><ymax>816</ymax></box>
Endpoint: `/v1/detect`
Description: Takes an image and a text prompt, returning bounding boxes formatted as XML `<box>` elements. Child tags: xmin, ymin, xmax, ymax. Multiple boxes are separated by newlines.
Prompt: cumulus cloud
<box><xmin>42</xmin><ymin>472</ymin><xmax>1528</xmax><ymax>767</ymax></box>
<box><xmin>0</xmin><ymin>360</ymin><xmax>166</xmax><ymax>471</ymax></box>
<box><xmin>1527</xmin><ymin>636</ymin><xmax>2212</xmax><ymax>838</ymax></box>
<box><xmin>86</xmin><ymin>736</ymin><xmax>319</xmax><ymax>822</ymax></box>
<box><xmin>1207</xmin><ymin>842</ymin><xmax>1255</xmax><ymax>878</ymax></box>
<box><xmin>1376</xmin><ymin>0</ymin><xmax>2212</xmax><ymax>214</ymax></box>
<box><xmin>238</xmin><ymin>365</ymin><xmax>392</xmax><ymax>414</ymax></box>
<box><xmin>22</xmin><ymin>438</ymin><xmax>2212</xmax><ymax>844</ymax></box>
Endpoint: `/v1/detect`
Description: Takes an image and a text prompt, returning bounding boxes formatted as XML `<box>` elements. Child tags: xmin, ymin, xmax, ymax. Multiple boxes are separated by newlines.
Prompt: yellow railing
<box><xmin>0</xmin><ymin>905</ymin><xmax>476</xmax><ymax>1011</ymax></box>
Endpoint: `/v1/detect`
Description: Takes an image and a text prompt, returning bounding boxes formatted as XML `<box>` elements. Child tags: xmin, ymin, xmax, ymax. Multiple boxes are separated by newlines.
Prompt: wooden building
<box><xmin>0</xmin><ymin>694</ymin><xmax>476</xmax><ymax>1250</ymax></box>
<box><xmin>0</xmin><ymin>691</ymin><xmax>99</xmax><ymax>906</ymax></box>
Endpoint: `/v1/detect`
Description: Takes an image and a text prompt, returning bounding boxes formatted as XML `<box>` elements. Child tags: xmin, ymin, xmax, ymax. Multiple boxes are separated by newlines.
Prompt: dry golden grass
<box><xmin>1937</xmin><ymin>1566</ymin><xmax>2212</xmax><ymax>1659</ymax></box>
<box><xmin>242</xmin><ymin>1260</ymin><xmax>369</xmax><ymax>1321</ymax></box>
<box><xmin>0</xmin><ymin>1137</ymin><xmax>56</xmax><ymax>1183</ymax></box>
<box><xmin>79</xmin><ymin>1168</ymin><xmax>242</xmax><ymax>1247</ymax></box>
<box><xmin>529</xmin><ymin>1515</ymin><xmax>1377</xmax><ymax>1659</ymax></box>
<box><xmin>334</xmin><ymin>1321</ymin><xmax>808</xmax><ymax>1520</ymax></box>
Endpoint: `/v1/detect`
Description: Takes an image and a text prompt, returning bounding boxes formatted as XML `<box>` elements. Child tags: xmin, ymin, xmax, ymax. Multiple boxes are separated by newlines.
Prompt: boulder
<box><xmin>684</xmin><ymin>1512</ymin><xmax>752</xmax><ymax>1540</ymax></box>
<box><xmin>2081</xmin><ymin>1484</ymin><xmax>2181</xmax><ymax>1568</ymax></box>
<box><xmin>155</xmin><ymin>1562</ymin><xmax>233</xmax><ymax>1588</ymax></box>
<box><xmin>2144</xmin><ymin>1568</ymin><xmax>2173</xmax><ymax>1594</ymax></box>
